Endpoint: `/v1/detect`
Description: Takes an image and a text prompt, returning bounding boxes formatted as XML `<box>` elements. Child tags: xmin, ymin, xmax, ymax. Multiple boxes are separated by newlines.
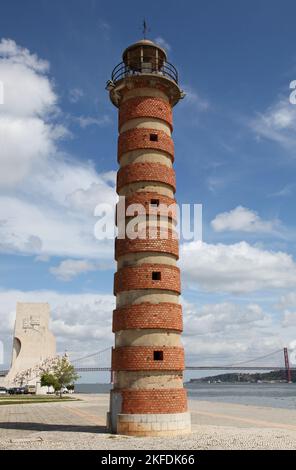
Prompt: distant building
<box><xmin>4</xmin><ymin>302</ymin><xmax>56</xmax><ymax>387</ymax></box>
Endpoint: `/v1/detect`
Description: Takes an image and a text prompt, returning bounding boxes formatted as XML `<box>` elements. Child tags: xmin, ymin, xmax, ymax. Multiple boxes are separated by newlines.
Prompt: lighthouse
<box><xmin>106</xmin><ymin>38</ymin><xmax>191</xmax><ymax>436</ymax></box>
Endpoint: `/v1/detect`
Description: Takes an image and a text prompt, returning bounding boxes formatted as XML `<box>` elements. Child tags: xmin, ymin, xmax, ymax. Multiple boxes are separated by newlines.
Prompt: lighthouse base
<box><xmin>107</xmin><ymin>411</ymin><xmax>191</xmax><ymax>437</ymax></box>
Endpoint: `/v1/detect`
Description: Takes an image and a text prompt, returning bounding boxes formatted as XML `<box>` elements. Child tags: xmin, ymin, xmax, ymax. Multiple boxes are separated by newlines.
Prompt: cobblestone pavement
<box><xmin>0</xmin><ymin>394</ymin><xmax>107</xmax><ymax>440</ymax></box>
<box><xmin>0</xmin><ymin>394</ymin><xmax>295</xmax><ymax>449</ymax></box>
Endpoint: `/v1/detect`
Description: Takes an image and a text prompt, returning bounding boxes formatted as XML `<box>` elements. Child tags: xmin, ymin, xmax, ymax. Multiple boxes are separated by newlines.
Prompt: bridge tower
<box><xmin>106</xmin><ymin>39</ymin><xmax>191</xmax><ymax>436</ymax></box>
<box><xmin>284</xmin><ymin>347</ymin><xmax>292</xmax><ymax>383</ymax></box>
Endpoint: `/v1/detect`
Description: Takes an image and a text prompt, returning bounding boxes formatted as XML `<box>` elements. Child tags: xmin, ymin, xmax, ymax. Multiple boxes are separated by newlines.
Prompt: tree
<box><xmin>52</xmin><ymin>356</ymin><xmax>79</xmax><ymax>397</ymax></box>
<box><xmin>41</xmin><ymin>373</ymin><xmax>59</xmax><ymax>392</ymax></box>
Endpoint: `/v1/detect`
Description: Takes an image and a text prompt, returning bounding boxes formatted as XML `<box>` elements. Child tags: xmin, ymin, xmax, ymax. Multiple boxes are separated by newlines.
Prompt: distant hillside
<box><xmin>189</xmin><ymin>370</ymin><xmax>296</xmax><ymax>383</ymax></box>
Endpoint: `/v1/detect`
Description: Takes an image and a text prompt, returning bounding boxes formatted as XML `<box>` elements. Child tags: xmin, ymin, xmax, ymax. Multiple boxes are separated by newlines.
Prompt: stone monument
<box><xmin>5</xmin><ymin>302</ymin><xmax>56</xmax><ymax>387</ymax></box>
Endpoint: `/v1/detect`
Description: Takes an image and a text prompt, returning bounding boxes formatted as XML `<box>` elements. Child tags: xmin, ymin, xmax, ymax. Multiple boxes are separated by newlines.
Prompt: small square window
<box><xmin>154</xmin><ymin>350</ymin><xmax>163</xmax><ymax>361</ymax></box>
<box><xmin>150</xmin><ymin>199</ymin><xmax>159</xmax><ymax>207</ymax></box>
<box><xmin>150</xmin><ymin>133</ymin><xmax>158</xmax><ymax>142</ymax></box>
<box><xmin>152</xmin><ymin>271</ymin><xmax>161</xmax><ymax>281</ymax></box>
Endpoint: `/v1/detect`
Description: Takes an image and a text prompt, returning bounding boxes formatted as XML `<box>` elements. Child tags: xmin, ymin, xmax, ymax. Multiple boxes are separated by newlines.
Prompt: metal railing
<box><xmin>111</xmin><ymin>60</ymin><xmax>179</xmax><ymax>84</ymax></box>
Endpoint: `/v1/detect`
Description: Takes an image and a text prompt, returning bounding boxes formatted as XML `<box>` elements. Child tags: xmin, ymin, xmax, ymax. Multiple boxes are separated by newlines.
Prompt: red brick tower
<box><xmin>106</xmin><ymin>39</ymin><xmax>191</xmax><ymax>436</ymax></box>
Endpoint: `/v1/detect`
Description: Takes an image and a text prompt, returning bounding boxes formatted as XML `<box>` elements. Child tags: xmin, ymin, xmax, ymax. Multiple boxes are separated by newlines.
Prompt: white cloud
<box><xmin>75</xmin><ymin>115</ymin><xmax>111</xmax><ymax>128</ymax></box>
<box><xmin>0</xmin><ymin>39</ymin><xmax>293</xmax><ymax>372</ymax></box>
<box><xmin>154</xmin><ymin>37</ymin><xmax>171</xmax><ymax>52</ymax></box>
<box><xmin>0</xmin><ymin>64</ymin><xmax>56</xmax><ymax>117</ymax></box>
<box><xmin>183</xmin><ymin>332</ymin><xmax>285</xmax><ymax>366</ymax></box>
<box><xmin>183</xmin><ymin>300</ymin><xmax>267</xmax><ymax>336</ymax></box>
<box><xmin>0</xmin><ymin>186</ymin><xmax>115</xmax><ymax>259</ymax></box>
<box><xmin>0</xmin><ymin>116</ymin><xmax>56</xmax><ymax>186</ymax></box>
<box><xmin>0</xmin><ymin>38</ymin><xmax>49</xmax><ymax>72</ymax></box>
<box><xmin>282</xmin><ymin>310</ymin><xmax>296</xmax><ymax>327</ymax></box>
<box><xmin>69</xmin><ymin>88</ymin><xmax>84</xmax><ymax>103</ymax></box>
<box><xmin>206</xmin><ymin>175</ymin><xmax>227</xmax><ymax>193</ymax></box>
<box><xmin>181</xmin><ymin>240</ymin><xmax>296</xmax><ymax>294</ymax></box>
<box><xmin>0</xmin><ymin>289</ymin><xmax>115</xmax><ymax>366</ymax></box>
<box><xmin>276</xmin><ymin>292</ymin><xmax>296</xmax><ymax>327</ymax></box>
<box><xmin>181</xmin><ymin>298</ymin><xmax>287</xmax><ymax>365</ymax></box>
<box><xmin>277</xmin><ymin>292</ymin><xmax>296</xmax><ymax>310</ymax></box>
<box><xmin>0</xmin><ymin>38</ymin><xmax>63</xmax><ymax>187</ymax></box>
<box><xmin>182</xmin><ymin>85</ymin><xmax>209</xmax><ymax>111</ymax></box>
<box><xmin>0</xmin><ymin>38</ymin><xmax>116</xmax><ymax>260</ymax></box>
<box><xmin>50</xmin><ymin>259</ymin><xmax>98</xmax><ymax>281</ymax></box>
<box><xmin>270</xmin><ymin>184</ymin><xmax>294</xmax><ymax>198</ymax></box>
<box><xmin>35</xmin><ymin>254</ymin><xmax>50</xmax><ymax>262</ymax></box>
<box><xmin>0</xmin><ymin>289</ymin><xmax>290</xmax><ymax>370</ymax></box>
<box><xmin>29</xmin><ymin>158</ymin><xmax>116</xmax><ymax>213</ymax></box>
<box><xmin>98</xmin><ymin>20</ymin><xmax>111</xmax><ymax>41</ymax></box>
<box><xmin>211</xmin><ymin>206</ymin><xmax>279</xmax><ymax>233</ymax></box>
<box><xmin>250</xmin><ymin>97</ymin><xmax>296</xmax><ymax>149</ymax></box>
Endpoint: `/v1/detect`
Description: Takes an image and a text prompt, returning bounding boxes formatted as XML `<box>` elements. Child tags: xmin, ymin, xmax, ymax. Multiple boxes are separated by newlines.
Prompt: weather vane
<box><xmin>142</xmin><ymin>19</ymin><xmax>150</xmax><ymax>39</ymax></box>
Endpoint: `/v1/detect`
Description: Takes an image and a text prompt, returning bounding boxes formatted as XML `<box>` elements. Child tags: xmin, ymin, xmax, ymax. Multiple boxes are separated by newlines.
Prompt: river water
<box><xmin>75</xmin><ymin>382</ymin><xmax>296</xmax><ymax>410</ymax></box>
<box><xmin>186</xmin><ymin>383</ymin><xmax>296</xmax><ymax>410</ymax></box>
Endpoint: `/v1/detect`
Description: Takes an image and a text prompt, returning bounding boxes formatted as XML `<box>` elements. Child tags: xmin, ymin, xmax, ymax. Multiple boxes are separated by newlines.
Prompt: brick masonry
<box><xmin>115</xmin><ymin>76</ymin><xmax>181</xmax><ymax>106</ymax></box>
<box><xmin>112</xmin><ymin>303</ymin><xmax>183</xmax><ymax>332</ymax></box>
<box><xmin>120</xmin><ymin>389</ymin><xmax>188</xmax><ymax>414</ymax></box>
<box><xmin>114</xmin><ymin>263</ymin><xmax>181</xmax><ymax>294</ymax></box>
<box><xmin>116</xmin><ymin>162</ymin><xmax>176</xmax><ymax>192</ymax></box>
<box><xmin>108</xmin><ymin>43</ymin><xmax>190</xmax><ymax>435</ymax></box>
<box><xmin>112</xmin><ymin>346</ymin><xmax>185</xmax><ymax>371</ymax></box>
<box><xmin>118</xmin><ymin>128</ymin><xmax>174</xmax><ymax>162</ymax></box>
<box><xmin>115</xmin><ymin>229</ymin><xmax>179</xmax><ymax>259</ymax></box>
<box><xmin>119</xmin><ymin>96</ymin><xmax>173</xmax><ymax>131</ymax></box>
<box><xmin>122</xmin><ymin>191</ymin><xmax>178</xmax><ymax>221</ymax></box>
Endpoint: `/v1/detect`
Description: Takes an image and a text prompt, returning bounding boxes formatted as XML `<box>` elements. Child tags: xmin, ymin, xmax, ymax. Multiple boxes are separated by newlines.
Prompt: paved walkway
<box><xmin>0</xmin><ymin>394</ymin><xmax>295</xmax><ymax>449</ymax></box>
<box><xmin>0</xmin><ymin>394</ymin><xmax>108</xmax><ymax>441</ymax></box>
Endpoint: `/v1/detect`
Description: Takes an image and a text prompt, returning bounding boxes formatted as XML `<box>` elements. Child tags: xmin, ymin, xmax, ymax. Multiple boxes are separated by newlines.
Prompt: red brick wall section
<box><xmin>112</xmin><ymin>303</ymin><xmax>183</xmax><ymax>332</ymax></box>
<box><xmin>118</xmin><ymin>77</ymin><xmax>178</xmax><ymax>105</ymax></box>
<box><xmin>123</xmin><ymin>191</ymin><xmax>178</xmax><ymax>221</ymax></box>
<box><xmin>114</xmin><ymin>264</ymin><xmax>181</xmax><ymax>294</ymax></box>
<box><xmin>115</xmin><ymin>230</ymin><xmax>179</xmax><ymax>259</ymax></box>
<box><xmin>119</xmin><ymin>96</ymin><xmax>173</xmax><ymax>131</ymax></box>
<box><xmin>120</xmin><ymin>389</ymin><xmax>188</xmax><ymax>414</ymax></box>
<box><xmin>112</xmin><ymin>346</ymin><xmax>185</xmax><ymax>371</ymax></box>
<box><xmin>118</xmin><ymin>128</ymin><xmax>174</xmax><ymax>162</ymax></box>
<box><xmin>116</xmin><ymin>163</ymin><xmax>176</xmax><ymax>192</ymax></box>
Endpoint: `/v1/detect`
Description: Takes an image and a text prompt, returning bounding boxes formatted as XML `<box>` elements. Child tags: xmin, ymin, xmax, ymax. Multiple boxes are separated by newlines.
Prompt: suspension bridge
<box><xmin>0</xmin><ymin>347</ymin><xmax>294</xmax><ymax>381</ymax></box>
<box><xmin>68</xmin><ymin>346</ymin><xmax>296</xmax><ymax>383</ymax></box>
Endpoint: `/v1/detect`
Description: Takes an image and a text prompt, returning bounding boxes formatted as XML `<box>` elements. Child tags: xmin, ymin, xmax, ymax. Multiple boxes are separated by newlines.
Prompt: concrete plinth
<box><xmin>117</xmin><ymin>412</ymin><xmax>191</xmax><ymax>437</ymax></box>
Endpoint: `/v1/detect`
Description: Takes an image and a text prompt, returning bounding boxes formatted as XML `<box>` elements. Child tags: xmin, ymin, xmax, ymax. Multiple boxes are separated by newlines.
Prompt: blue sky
<box><xmin>0</xmin><ymin>0</ymin><xmax>296</xmax><ymax>381</ymax></box>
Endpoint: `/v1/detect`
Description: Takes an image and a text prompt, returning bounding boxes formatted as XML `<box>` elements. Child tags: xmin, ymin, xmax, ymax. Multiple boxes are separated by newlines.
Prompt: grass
<box><xmin>0</xmin><ymin>395</ymin><xmax>79</xmax><ymax>405</ymax></box>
